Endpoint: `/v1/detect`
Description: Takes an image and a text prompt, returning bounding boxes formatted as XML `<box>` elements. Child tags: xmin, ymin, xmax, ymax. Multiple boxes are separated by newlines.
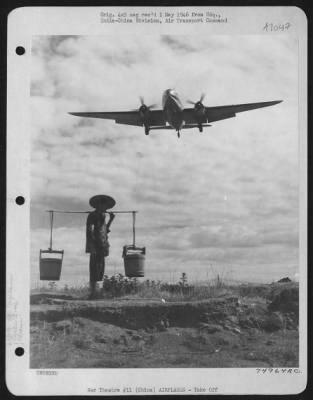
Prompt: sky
<box><xmin>30</xmin><ymin>35</ymin><xmax>299</xmax><ymax>286</ymax></box>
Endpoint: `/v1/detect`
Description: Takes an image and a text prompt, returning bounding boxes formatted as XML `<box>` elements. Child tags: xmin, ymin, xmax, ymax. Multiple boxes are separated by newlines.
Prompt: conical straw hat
<box><xmin>89</xmin><ymin>194</ymin><xmax>116</xmax><ymax>209</ymax></box>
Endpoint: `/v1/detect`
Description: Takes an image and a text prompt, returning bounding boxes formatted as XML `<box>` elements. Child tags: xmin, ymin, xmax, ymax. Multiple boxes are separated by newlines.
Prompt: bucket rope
<box><xmin>49</xmin><ymin>210</ymin><xmax>54</xmax><ymax>250</ymax></box>
<box><xmin>132</xmin><ymin>211</ymin><xmax>136</xmax><ymax>247</ymax></box>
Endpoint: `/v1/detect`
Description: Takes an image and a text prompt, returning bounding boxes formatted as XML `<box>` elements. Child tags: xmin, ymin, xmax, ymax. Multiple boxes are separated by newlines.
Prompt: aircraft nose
<box><xmin>162</xmin><ymin>89</ymin><xmax>172</xmax><ymax>107</ymax></box>
<box><xmin>165</xmin><ymin>88</ymin><xmax>174</xmax><ymax>95</ymax></box>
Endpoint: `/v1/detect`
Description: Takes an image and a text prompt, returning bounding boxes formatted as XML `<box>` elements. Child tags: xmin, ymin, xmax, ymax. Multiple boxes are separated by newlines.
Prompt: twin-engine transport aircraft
<box><xmin>69</xmin><ymin>89</ymin><xmax>282</xmax><ymax>138</ymax></box>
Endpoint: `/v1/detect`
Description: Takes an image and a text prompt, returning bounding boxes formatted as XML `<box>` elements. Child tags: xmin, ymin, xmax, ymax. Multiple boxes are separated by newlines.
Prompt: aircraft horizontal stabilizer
<box><xmin>183</xmin><ymin>124</ymin><xmax>212</xmax><ymax>129</ymax></box>
<box><xmin>149</xmin><ymin>126</ymin><xmax>174</xmax><ymax>130</ymax></box>
<box><xmin>149</xmin><ymin>124</ymin><xmax>212</xmax><ymax>131</ymax></box>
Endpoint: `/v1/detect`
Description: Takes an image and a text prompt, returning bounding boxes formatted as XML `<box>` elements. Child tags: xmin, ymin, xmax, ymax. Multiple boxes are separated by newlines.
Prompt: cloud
<box><xmin>161</xmin><ymin>35</ymin><xmax>197</xmax><ymax>53</ymax></box>
<box><xmin>30</xmin><ymin>35</ymin><xmax>299</xmax><ymax>284</ymax></box>
<box><xmin>189</xmin><ymin>224</ymin><xmax>262</xmax><ymax>248</ymax></box>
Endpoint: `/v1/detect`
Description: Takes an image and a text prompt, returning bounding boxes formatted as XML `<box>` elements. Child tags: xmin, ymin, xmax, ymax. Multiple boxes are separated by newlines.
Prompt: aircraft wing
<box><xmin>69</xmin><ymin>110</ymin><xmax>166</xmax><ymax>127</ymax></box>
<box><xmin>183</xmin><ymin>100</ymin><xmax>283</xmax><ymax>124</ymax></box>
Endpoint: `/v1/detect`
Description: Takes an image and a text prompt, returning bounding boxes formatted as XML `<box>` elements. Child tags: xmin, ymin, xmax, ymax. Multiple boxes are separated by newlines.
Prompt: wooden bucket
<box><xmin>123</xmin><ymin>245</ymin><xmax>145</xmax><ymax>277</ymax></box>
<box><xmin>39</xmin><ymin>249</ymin><xmax>64</xmax><ymax>280</ymax></box>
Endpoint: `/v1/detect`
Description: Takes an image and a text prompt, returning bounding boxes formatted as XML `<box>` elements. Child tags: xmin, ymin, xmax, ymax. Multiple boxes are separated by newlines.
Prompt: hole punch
<box><xmin>15</xmin><ymin>46</ymin><xmax>25</xmax><ymax>55</ymax></box>
<box><xmin>15</xmin><ymin>196</ymin><xmax>25</xmax><ymax>205</ymax></box>
<box><xmin>15</xmin><ymin>347</ymin><xmax>24</xmax><ymax>356</ymax></box>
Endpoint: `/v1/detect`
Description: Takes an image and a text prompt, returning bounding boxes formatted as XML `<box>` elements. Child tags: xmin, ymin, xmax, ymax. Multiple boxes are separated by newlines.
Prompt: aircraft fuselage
<box><xmin>162</xmin><ymin>89</ymin><xmax>184</xmax><ymax>132</ymax></box>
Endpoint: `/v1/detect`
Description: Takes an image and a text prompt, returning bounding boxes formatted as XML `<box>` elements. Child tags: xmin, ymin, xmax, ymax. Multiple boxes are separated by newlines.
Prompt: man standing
<box><xmin>86</xmin><ymin>195</ymin><xmax>115</xmax><ymax>298</ymax></box>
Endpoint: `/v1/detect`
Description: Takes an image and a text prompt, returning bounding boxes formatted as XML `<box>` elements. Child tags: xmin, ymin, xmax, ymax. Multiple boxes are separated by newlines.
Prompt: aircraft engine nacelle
<box><xmin>139</xmin><ymin>104</ymin><xmax>151</xmax><ymax>123</ymax></box>
<box><xmin>137</xmin><ymin>97</ymin><xmax>157</xmax><ymax>135</ymax></box>
<box><xmin>187</xmin><ymin>94</ymin><xmax>207</xmax><ymax>124</ymax></box>
<box><xmin>138</xmin><ymin>105</ymin><xmax>151</xmax><ymax>135</ymax></box>
<box><xmin>193</xmin><ymin>101</ymin><xmax>206</xmax><ymax>122</ymax></box>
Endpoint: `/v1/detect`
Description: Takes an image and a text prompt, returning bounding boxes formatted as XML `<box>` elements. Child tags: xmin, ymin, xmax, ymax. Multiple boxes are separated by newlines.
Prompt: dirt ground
<box><xmin>30</xmin><ymin>282</ymin><xmax>299</xmax><ymax>368</ymax></box>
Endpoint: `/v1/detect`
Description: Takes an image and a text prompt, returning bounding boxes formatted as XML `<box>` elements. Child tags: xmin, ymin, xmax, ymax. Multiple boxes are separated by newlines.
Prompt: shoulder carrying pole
<box><xmin>46</xmin><ymin>209</ymin><xmax>138</xmax><ymax>214</ymax></box>
<box><xmin>45</xmin><ymin>209</ymin><xmax>138</xmax><ymax>249</ymax></box>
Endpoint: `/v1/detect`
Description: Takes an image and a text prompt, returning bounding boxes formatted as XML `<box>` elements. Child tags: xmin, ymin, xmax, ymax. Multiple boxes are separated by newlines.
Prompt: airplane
<box><xmin>69</xmin><ymin>89</ymin><xmax>283</xmax><ymax>138</ymax></box>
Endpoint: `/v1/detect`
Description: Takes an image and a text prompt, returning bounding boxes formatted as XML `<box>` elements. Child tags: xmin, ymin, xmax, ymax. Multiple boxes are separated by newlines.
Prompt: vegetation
<box><xmin>31</xmin><ymin>273</ymin><xmax>295</xmax><ymax>302</ymax></box>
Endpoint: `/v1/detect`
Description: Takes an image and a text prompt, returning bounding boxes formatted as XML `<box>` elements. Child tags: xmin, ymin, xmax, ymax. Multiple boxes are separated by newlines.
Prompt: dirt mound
<box><xmin>268</xmin><ymin>285</ymin><xmax>299</xmax><ymax>314</ymax></box>
<box><xmin>31</xmin><ymin>293</ymin><xmax>79</xmax><ymax>305</ymax></box>
<box><xmin>31</xmin><ymin>297</ymin><xmax>240</xmax><ymax>330</ymax></box>
<box><xmin>30</xmin><ymin>286</ymin><xmax>299</xmax><ymax>368</ymax></box>
<box><xmin>30</xmin><ymin>316</ymin><xmax>299</xmax><ymax>369</ymax></box>
<box><xmin>31</xmin><ymin>292</ymin><xmax>299</xmax><ymax>334</ymax></box>
<box><xmin>277</xmin><ymin>277</ymin><xmax>292</xmax><ymax>283</ymax></box>
<box><xmin>259</xmin><ymin>312</ymin><xmax>285</xmax><ymax>332</ymax></box>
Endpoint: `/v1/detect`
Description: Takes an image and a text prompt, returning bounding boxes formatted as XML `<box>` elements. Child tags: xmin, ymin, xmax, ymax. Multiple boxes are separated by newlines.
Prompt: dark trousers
<box><xmin>89</xmin><ymin>249</ymin><xmax>106</xmax><ymax>284</ymax></box>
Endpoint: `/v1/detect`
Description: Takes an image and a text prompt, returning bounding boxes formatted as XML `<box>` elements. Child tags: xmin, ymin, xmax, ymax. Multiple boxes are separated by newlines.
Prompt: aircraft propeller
<box><xmin>187</xmin><ymin>93</ymin><xmax>206</xmax><ymax>108</ymax></box>
<box><xmin>187</xmin><ymin>93</ymin><xmax>207</xmax><ymax>132</ymax></box>
<box><xmin>136</xmin><ymin>97</ymin><xmax>158</xmax><ymax>136</ymax></box>
<box><xmin>139</xmin><ymin>96</ymin><xmax>157</xmax><ymax>111</ymax></box>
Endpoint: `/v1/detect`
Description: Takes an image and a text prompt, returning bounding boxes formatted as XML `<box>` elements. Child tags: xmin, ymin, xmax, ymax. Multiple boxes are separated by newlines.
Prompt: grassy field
<box><xmin>30</xmin><ymin>275</ymin><xmax>299</xmax><ymax>368</ymax></box>
<box><xmin>31</xmin><ymin>273</ymin><xmax>296</xmax><ymax>302</ymax></box>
